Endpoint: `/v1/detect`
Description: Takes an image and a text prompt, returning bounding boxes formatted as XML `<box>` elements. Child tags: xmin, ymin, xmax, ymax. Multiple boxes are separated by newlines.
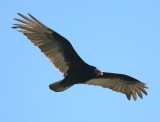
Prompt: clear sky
<box><xmin>1</xmin><ymin>0</ymin><xmax>160</xmax><ymax>122</ymax></box>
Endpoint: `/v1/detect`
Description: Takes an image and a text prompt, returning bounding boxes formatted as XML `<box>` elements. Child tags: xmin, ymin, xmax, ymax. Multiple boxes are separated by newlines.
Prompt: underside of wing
<box><xmin>12</xmin><ymin>13</ymin><xmax>85</xmax><ymax>76</ymax></box>
<box><xmin>83</xmin><ymin>72</ymin><xmax>148</xmax><ymax>101</ymax></box>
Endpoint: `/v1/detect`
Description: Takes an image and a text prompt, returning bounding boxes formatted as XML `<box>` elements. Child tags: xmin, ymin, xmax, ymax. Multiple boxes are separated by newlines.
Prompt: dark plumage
<box><xmin>12</xmin><ymin>13</ymin><xmax>148</xmax><ymax>101</ymax></box>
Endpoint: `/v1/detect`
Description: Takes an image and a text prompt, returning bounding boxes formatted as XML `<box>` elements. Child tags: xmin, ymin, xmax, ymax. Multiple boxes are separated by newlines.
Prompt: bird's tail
<box><xmin>49</xmin><ymin>80</ymin><xmax>73</xmax><ymax>92</ymax></box>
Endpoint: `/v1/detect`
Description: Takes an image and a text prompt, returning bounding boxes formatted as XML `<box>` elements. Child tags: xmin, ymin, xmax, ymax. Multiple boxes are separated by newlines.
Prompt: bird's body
<box><xmin>12</xmin><ymin>13</ymin><xmax>148</xmax><ymax>101</ymax></box>
<box><xmin>50</xmin><ymin>64</ymin><xmax>96</xmax><ymax>91</ymax></box>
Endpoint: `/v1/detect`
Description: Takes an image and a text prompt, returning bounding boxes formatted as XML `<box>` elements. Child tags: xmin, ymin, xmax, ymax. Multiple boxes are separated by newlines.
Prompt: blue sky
<box><xmin>1</xmin><ymin>0</ymin><xmax>160</xmax><ymax>122</ymax></box>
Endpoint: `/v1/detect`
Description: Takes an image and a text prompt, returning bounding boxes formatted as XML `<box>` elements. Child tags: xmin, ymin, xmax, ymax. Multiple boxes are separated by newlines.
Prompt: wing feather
<box><xmin>84</xmin><ymin>72</ymin><xmax>148</xmax><ymax>101</ymax></box>
<box><xmin>116</xmin><ymin>82</ymin><xmax>122</xmax><ymax>92</ymax></box>
<box><xmin>13</xmin><ymin>13</ymin><xmax>85</xmax><ymax>76</ymax></box>
<box><xmin>131</xmin><ymin>89</ymin><xmax>137</xmax><ymax>101</ymax></box>
<box><xmin>135</xmin><ymin>88</ymin><xmax>143</xmax><ymax>99</ymax></box>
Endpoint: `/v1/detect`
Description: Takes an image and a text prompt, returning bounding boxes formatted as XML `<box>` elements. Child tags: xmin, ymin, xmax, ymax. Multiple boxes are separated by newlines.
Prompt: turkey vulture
<box><xmin>12</xmin><ymin>13</ymin><xmax>148</xmax><ymax>101</ymax></box>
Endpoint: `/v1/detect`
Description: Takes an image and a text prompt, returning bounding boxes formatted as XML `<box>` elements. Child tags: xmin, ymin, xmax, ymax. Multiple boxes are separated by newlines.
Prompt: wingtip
<box><xmin>17</xmin><ymin>13</ymin><xmax>31</xmax><ymax>17</ymax></box>
<box><xmin>139</xmin><ymin>94</ymin><xmax>143</xmax><ymax>99</ymax></box>
<box><xmin>11</xmin><ymin>26</ymin><xmax>17</xmax><ymax>29</ymax></box>
<box><xmin>132</xmin><ymin>96</ymin><xmax>137</xmax><ymax>101</ymax></box>
<box><xmin>28</xmin><ymin>13</ymin><xmax>33</xmax><ymax>18</ymax></box>
<box><xmin>133</xmin><ymin>98</ymin><xmax>137</xmax><ymax>101</ymax></box>
<box><xmin>144</xmin><ymin>92</ymin><xmax>148</xmax><ymax>96</ymax></box>
<box><xmin>28</xmin><ymin>13</ymin><xmax>31</xmax><ymax>16</ymax></box>
<box><xmin>144</xmin><ymin>86</ymin><xmax>149</xmax><ymax>89</ymax></box>
<box><xmin>17</xmin><ymin>13</ymin><xmax>24</xmax><ymax>18</ymax></box>
<box><xmin>12</xmin><ymin>18</ymin><xmax>17</xmax><ymax>29</ymax></box>
<box><xmin>17</xmin><ymin>13</ymin><xmax>21</xmax><ymax>16</ymax></box>
<box><xmin>126</xmin><ymin>95</ymin><xmax>131</xmax><ymax>101</ymax></box>
<box><xmin>127</xmin><ymin>98</ymin><xmax>131</xmax><ymax>101</ymax></box>
<box><xmin>140</xmin><ymin>87</ymin><xmax>148</xmax><ymax>96</ymax></box>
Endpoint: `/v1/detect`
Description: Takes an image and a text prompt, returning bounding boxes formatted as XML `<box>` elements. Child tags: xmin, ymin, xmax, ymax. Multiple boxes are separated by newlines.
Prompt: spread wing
<box><xmin>83</xmin><ymin>72</ymin><xmax>148</xmax><ymax>101</ymax></box>
<box><xmin>12</xmin><ymin>13</ymin><xmax>85</xmax><ymax>76</ymax></box>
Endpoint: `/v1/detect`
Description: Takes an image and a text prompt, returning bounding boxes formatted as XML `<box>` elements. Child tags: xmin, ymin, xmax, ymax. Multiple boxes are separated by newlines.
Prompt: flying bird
<box><xmin>12</xmin><ymin>13</ymin><xmax>148</xmax><ymax>101</ymax></box>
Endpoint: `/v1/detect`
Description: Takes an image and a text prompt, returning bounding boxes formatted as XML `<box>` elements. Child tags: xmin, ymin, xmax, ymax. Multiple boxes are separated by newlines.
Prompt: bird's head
<box><xmin>88</xmin><ymin>66</ymin><xmax>103</xmax><ymax>77</ymax></box>
<box><xmin>93</xmin><ymin>68</ymin><xmax>103</xmax><ymax>77</ymax></box>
